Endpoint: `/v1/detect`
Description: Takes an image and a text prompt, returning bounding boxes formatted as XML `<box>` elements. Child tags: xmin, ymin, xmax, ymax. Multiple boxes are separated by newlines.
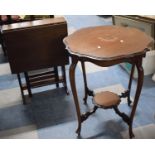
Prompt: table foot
<box><xmin>75</xmin><ymin>106</ymin><xmax>98</xmax><ymax>136</ymax></box>
<box><xmin>77</xmin><ymin>134</ymin><xmax>82</xmax><ymax>139</ymax></box>
<box><xmin>129</xmin><ymin>125</ymin><xmax>135</xmax><ymax>138</ymax></box>
<box><xmin>76</xmin><ymin>125</ymin><xmax>81</xmax><ymax>136</ymax></box>
<box><xmin>114</xmin><ymin>106</ymin><xmax>135</xmax><ymax>138</ymax></box>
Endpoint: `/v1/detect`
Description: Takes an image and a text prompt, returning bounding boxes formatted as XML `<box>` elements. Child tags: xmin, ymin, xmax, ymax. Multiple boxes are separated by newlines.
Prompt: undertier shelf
<box><xmin>93</xmin><ymin>91</ymin><xmax>121</xmax><ymax>108</ymax></box>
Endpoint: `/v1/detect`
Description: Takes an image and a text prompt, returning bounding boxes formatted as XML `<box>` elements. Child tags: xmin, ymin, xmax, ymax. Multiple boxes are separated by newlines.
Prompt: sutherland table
<box><xmin>64</xmin><ymin>25</ymin><xmax>153</xmax><ymax>138</ymax></box>
<box><xmin>2</xmin><ymin>17</ymin><xmax>69</xmax><ymax>103</ymax></box>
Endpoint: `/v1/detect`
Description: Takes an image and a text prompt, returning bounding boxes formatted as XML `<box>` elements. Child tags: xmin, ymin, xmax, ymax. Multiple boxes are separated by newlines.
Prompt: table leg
<box><xmin>129</xmin><ymin>58</ymin><xmax>144</xmax><ymax>138</ymax></box>
<box><xmin>24</xmin><ymin>72</ymin><xmax>32</xmax><ymax>97</ymax></box>
<box><xmin>17</xmin><ymin>73</ymin><xmax>26</xmax><ymax>104</ymax></box>
<box><xmin>81</xmin><ymin>61</ymin><xmax>94</xmax><ymax>104</ymax></box>
<box><xmin>54</xmin><ymin>66</ymin><xmax>59</xmax><ymax>88</ymax></box>
<box><xmin>120</xmin><ymin>63</ymin><xmax>135</xmax><ymax>106</ymax></box>
<box><xmin>69</xmin><ymin>57</ymin><xmax>82</xmax><ymax>135</ymax></box>
<box><xmin>61</xmin><ymin>65</ymin><xmax>69</xmax><ymax>95</ymax></box>
<box><xmin>127</xmin><ymin>63</ymin><xmax>135</xmax><ymax>106</ymax></box>
<box><xmin>0</xmin><ymin>33</ymin><xmax>7</xmax><ymax>56</ymax></box>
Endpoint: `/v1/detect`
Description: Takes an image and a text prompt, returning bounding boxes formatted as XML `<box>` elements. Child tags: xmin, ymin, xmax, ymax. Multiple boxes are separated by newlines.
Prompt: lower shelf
<box><xmin>93</xmin><ymin>91</ymin><xmax>121</xmax><ymax>108</ymax></box>
<box><xmin>23</xmin><ymin>70</ymin><xmax>63</xmax><ymax>90</ymax></box>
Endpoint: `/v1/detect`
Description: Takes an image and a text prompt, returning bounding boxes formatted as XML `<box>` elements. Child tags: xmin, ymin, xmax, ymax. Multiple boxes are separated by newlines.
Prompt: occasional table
<box><xmin>2</xmin><ymin>17</ymin><xmax>69</xmax><ymax>103</ymax></box>
<box><xmin>64</xmin><ymin>25</ymin><xmax>153</xmax><ymax>138</ymax></box>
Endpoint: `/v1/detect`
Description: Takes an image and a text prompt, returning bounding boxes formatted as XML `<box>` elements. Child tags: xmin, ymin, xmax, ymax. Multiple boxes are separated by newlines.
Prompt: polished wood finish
<box><xmin>64</xmin><ymin>26</ymin><xmax>152</xmax><ymax>59</ymax></box>
<box><xmin>2</xmin><ymin>17</ymin><xmax>69</xmax><ymax>103</ymax></box>
<box><xmin>93</xmin><ymin>91</ymin><xmax>120</xmax><ymax>108</ymax></box>
<box><xmin>0</xmin><ymin>15</ymin><xmax>54</xmax><ymax>56</ymax></box>
<box><xmin>2</xmin><ymin>17</ymin><xmax>68</xmax><ymax>73</ymax></box>
<box><xmin>64</xmin><ymin>25</ymin><xmax>153</xmax><ymax>138</ymax></box>
<box><xmin>2</xmin><ymin>18</ymin><xmax>65</xmax><ymax>33</ymax></box>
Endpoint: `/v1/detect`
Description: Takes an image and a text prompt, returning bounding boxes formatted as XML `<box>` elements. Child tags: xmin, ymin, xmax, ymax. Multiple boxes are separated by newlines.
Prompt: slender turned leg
<box><xmin>24</xmin><ymin>72</ymin><xmax>32</xmax><ymax>97</ymax></box>
<box><xmin>81</xmin><ymin>61</ymin><xmax>93</xmax><ymax>104</ymax></box>
<box><xmin>17</xmin><ymin>73</ymin><xmax>26</xmax><ymax>104</ymax></box>
<box><xmin>129</xmin><ymin>58</ymin><xmax>144</xmax><ymax>138</ymax></box>
<box><xmin>69</xmin><ymin>57</ymin><xmax>82</xmax><ymax>135</ymax></box>
<box><xmin>54</xmin><ymin>66</ymin><xmax>59</xmax><ymax>88</ymax></box>
<box><xmin>81</xmin><ymin>61</ymin><xmax>88</xmax><ymax>104</ymax></box>
<box><xmin>61</xmin><ymin>65</ymin><xmax>69</xmax><ymax>95</ymax></box>
<box><xmin>127</xmin><ymin>64</ymin><xmax>135</xmax><ymax>106</ymax></box>
<box><xmin>120</xmin><ymin>64</ymin><xmax>135</xmax><ymax>106</ymax></box>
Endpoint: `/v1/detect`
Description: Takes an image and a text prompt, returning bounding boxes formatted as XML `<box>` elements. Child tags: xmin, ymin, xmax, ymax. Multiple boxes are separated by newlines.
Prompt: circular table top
<box><xmin>64</xmin><ymin>26</ymin><xmax>153</xmax><ymax>60</ymax></box>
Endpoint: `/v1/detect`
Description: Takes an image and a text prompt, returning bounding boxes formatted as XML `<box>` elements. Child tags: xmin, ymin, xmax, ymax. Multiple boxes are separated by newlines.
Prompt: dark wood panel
<box><xmin>2</xmin><ymin>17</ymin><xmax>69</xmax><ymax>73</ymax></box>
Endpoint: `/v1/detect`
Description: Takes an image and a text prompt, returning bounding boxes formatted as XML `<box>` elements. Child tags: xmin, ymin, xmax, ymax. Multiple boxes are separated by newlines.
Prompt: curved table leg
<box><xmin>69</xmin><ymin>57</ymin><xmax>82</xmax><ymax>135</ymax></box>
<box><xmin>81</xmin><ymin>61</ymin><xmax>94</xmax><ymax>104</ymax></box>
<box><xmin>129</xmin><ymin>58</ymin><xmax>144</xmax><ymax>138</ymax></box>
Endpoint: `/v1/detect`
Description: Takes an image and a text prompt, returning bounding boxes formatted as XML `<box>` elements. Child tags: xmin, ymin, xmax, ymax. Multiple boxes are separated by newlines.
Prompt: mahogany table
<box><xmin>64</xmin><ymin>25</ymin><xmax>153</xmax><ymax>138</ymax></box>
<box><xmin>2</xmin><ymin>17</ymin><xmax>69</xmax><ymax>104</ymax></box>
